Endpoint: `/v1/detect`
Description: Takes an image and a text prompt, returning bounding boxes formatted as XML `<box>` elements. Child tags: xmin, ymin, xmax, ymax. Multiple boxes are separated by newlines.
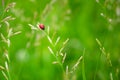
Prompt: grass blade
<box><xmin>82</xmin><ymin>49</ymin><xmax>86</xmax><ymax>80</ymax></box>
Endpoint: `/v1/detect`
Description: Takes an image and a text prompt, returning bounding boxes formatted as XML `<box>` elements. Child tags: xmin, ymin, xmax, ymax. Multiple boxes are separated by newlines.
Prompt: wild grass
<box><xmin>82</xmin><ymin>49</ymin><xmax>86</xmax><ymax>80</ymax></box>
<box><xmin>0</xmin><ymin>0</ymin><xmax>120</xmax><ymax>80</ymax></box>
<box><xmin>0</xmin><ymin>1</ymin><xmax>21</xmax><ymax>80</ymax></box>
<box><xmin>96</xmin><ymin>38</ymin><xmax>114</xmax><ymax>80</ymax></box>
<box><xmin>28</xmin><ymin>23</ymin><xmax>84</xmax><ymax>80</ymax></box>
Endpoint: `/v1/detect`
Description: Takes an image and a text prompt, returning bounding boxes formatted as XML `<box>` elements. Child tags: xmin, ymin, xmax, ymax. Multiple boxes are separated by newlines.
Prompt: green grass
<box><xmin>82</xmin><ymin>49</ymin><xmax>86</xmax><ymax>80</ymax></box>
<box><xmin>0</xmin><ymin>0</ymin><xmax>120</xmax><ymax>80</ymax></box>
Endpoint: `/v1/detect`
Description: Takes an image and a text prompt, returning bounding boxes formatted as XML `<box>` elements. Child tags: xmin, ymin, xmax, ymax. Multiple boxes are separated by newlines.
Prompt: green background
<box><xmin>0</xmin><ymin>0</ymin><xmax>120</xmax><ymax>80</ymax></box>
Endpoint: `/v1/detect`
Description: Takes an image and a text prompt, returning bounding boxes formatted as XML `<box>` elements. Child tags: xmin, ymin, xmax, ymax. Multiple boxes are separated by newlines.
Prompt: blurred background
<box><xmin>0</xmin><ymin>0</ymin><xmax>120</xmax><ymax>80</ymax></box>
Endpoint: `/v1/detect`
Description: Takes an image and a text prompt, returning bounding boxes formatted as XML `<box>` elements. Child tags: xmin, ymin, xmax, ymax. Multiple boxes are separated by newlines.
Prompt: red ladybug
<box><xmin>39</xmin><ymin>24</ymin><xmax>45</xmax><ymax>30</ymax></box>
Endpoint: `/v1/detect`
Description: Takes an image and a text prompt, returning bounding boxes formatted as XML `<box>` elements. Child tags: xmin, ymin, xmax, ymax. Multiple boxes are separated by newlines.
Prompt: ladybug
<box><xmin>39</xmin><ymin>24</ymin><xmax>45</xmax><ymax>30</ymax></box>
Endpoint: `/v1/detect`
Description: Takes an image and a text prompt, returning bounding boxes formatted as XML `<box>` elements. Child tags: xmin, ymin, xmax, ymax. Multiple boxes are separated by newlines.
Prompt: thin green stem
<box><xmin>43</xmin><ymin>30</ymin><xmax>64</xmax><ymax>72</ymax></box>
<box><xmin>82</xmin><ymin>49</ymin><xmax>86</xmax><ymax>80</ymax></box>
<box><xmin>0</xmin><ymin>0</ymin><xmax>10</xmax><ymax>20</ymax></box>
<box><xmin>54</xmin><ymin>54</ymin><xmax>64</xmax><ymax>72</ymax></box>
<box><xmin>8</xmin><ymin>70</ymin><xmax>11</xmax><ymax>80</ymax></box>
<box><xmin>94</xmin><ymin>52</ymin><xmax>101</xmax><ymax>80</ymax></box>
